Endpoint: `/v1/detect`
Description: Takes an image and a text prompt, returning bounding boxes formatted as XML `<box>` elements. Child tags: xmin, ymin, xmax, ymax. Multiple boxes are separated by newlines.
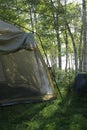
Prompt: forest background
<box><xmin>0</xmin><ymin>0</ymin><xmax>87</xmax><ymax>130</ymax></box>
<box><xmin>0</xmin><ymin>0</ymin><xmax>86</xmax><ymax>73</ymax></box>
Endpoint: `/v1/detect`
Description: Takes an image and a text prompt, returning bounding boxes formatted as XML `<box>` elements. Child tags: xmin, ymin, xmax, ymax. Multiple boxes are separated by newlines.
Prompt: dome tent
<box><xmin>0</xmin><ymin>20</ymin><xmax>56</xmax><ymax>106</ymax></box>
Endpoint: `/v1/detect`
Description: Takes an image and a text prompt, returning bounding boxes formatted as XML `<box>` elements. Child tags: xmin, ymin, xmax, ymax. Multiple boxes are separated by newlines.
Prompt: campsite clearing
<box><xmin>0</xmin><ymin>93</ymin><xmax>87</xmax><ymax>130</ymax></box>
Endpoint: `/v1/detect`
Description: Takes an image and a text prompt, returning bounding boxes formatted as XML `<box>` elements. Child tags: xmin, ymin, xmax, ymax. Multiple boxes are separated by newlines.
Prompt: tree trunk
<box><xmin>82</xmin><ymin>0</ymin><xmax>87</xmax><ymax>72</ymax></box>
<box><xmin>78</xmin><ymin>25</ymin><xmax>83</xmax><ymax>72</ymax></box>
<box><xmin>64</xmin><ymin>27</ymin><xmax>68</xmax><ymax>72</ymax></box>
<box><xmin>30</xmin><ymin>6</ymin><xmax>34</xmax><ymax>31</ymax></box>
<box><xmin>56</xmin><ymin>14</ymin><xmax>62</xmax><ymax>70</ymax></box>
<box><xmin>64</xmin><ymin>0</ymin><xmax>68</xmax><ymax>72</ymax></box>
<box><xmin>50</xmin><ymin>0</ymin><xmax>62</xmax><ymax>70</ymax></box>
<box><xmin>60</xmin><ymin>1</ymin><xmax>78</xmax><ymax>72</ymax></box>
<box><xmin>66</xmin><ymin>22</ymin><xmax>78</xmax><ymax>72</ymax></box>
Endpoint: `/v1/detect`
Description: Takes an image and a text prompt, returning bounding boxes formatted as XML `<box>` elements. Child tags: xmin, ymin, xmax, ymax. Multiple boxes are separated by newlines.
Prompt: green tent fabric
<box><xmin>0</xmin><ymin>20</ymin><xmax>35</xmax><ymax>52</ymax></box>
<box><xmin>0</xmin><ymin>20</ymin><xmax>56</xmax><ymax>106</ymax></box>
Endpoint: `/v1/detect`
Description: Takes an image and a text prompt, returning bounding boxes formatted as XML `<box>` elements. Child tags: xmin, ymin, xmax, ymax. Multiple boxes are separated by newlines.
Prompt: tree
<box><xmin>0</xmin><ymin>0</ymin><xmax>83</xmax><ymax>72</ymax></box>
<box><xmin>82</xmin><ymin>0</ymin><xmax>87</xmax><ymax>72</ymax></box>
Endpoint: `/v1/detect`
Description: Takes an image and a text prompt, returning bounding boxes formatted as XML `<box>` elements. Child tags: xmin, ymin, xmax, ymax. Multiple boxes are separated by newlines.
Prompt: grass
<box><xmin>0</xmin><ymin>90</ymin><xmax>87</xmax><ymax>130</ymax></box>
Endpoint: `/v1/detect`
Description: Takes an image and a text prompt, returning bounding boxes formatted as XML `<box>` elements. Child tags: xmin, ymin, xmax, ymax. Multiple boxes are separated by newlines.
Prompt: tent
<box><xmin>0</xmin><ymin>20</ymin><xmax>56</xmax><ymax>106</ymax></box>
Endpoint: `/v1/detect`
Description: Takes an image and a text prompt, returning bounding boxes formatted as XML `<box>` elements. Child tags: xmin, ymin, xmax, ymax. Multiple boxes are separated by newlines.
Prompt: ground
<box><xmin>0</xmin><ymin>91</ymin><xmax>87</xmax><ymax>130</ymax></box>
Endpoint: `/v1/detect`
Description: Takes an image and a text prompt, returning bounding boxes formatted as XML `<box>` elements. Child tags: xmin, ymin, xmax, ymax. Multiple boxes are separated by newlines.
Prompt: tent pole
<box><xmin>37</xmin><ymin>35</ymin><xmax>63</xmax><ymax>101</ymax></box>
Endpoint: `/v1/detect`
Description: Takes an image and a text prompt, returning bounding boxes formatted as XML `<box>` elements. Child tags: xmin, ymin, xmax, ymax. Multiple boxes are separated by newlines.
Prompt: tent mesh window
<box><xmin>0</xmin><ymin>49</ymin><xmax>56</xmax><ymax>105</ymax></box>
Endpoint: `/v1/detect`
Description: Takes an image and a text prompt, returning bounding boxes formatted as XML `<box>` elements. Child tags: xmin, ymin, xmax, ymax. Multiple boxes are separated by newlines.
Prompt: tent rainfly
<box><xmin>0</xmin><ymin>20</ymin><xmax>56</xmax><ymax>106</ymax></box>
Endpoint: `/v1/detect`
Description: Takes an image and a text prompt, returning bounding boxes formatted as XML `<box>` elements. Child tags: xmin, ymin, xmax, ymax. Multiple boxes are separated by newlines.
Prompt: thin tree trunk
<box><xmin>64</xmin><ymin>0</ymin><xmax>68</xmax><ymax>72</ymax></box>
<box><xmin>82</xmin><ymin>0</ymin><xmax>87</xmax><ymax>72</ymax></box>
<box><xmin>78</xmin><ymin>25</ymin><xmax>83</xmax><ymax>72</ymax></box>
<box><xmin>66</xmin><ymin>22</ymin><xmax>78</xmax><ymax>72</ymax></box>
<box><xmin>56</xmin><ymin>13</ymin><xmax>62</xmax><ymax>69</ymax></box>
<box><xmin>65</xmin><ymin>27</ymin><xmax>68</xmax><ymax>72</ymax></box>
<box><xmin>49</xmin><ymin>0</ymin><xmax>62</xmax><ymax>70</ymax></box>
<box><xmin>59</xmin><ymin>2</ymin><xmax>78</xmax><ymax>72</ymax></box>
<box><xmin>30</xmin><ymin>6</ymin><xmax>34</xmax><ymax>31</ymax></box>
<box><xmin>34</xmin><ymin>10</ymin><xmax>38</xmax><ymax>32</ymax></box>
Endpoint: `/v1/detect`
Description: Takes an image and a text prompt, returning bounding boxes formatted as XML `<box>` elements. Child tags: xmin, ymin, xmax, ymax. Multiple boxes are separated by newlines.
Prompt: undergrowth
<box><xmin>0</xmin><ymin>70</ymin><xmax>87</xmax><ymax>130</ymax></box>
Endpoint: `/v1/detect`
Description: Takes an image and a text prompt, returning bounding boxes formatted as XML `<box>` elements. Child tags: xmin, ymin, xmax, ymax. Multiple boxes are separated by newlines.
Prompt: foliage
<box><xmin>0</xmin><ymin>0</ymin><xmax>83</xmax><ymax>71</ymax></box>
